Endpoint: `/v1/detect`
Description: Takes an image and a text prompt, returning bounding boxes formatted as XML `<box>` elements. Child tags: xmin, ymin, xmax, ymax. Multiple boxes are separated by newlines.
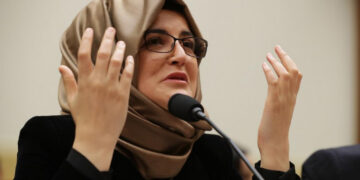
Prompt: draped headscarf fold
<box><xmin>58</xmin><ymin>0</ymin><xmax>211</xmax><ymax>179</ymax></box>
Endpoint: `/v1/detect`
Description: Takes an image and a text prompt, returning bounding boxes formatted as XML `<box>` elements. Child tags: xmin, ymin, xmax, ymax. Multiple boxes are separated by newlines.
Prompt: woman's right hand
<box><xmin>59</xmin><ymin>27</ymin><xmax>134</xmax><ymax>171</ymax></box>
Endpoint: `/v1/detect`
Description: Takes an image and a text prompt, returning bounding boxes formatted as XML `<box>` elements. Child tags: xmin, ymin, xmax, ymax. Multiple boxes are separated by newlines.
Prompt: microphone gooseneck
<box><xmin>168</xmin><ymin>94</ymin><xmax>264</xmax><ymax>180</ymax></box>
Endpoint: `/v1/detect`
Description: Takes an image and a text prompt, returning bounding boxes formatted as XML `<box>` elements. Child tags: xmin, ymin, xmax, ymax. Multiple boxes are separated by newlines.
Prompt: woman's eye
<box><xmin>147</xmin><ymin>37</ymin><xmax>163</xmax><ymax>45</ymax></box>
<box><xmin>182</xmin><ymin>40</ymin><xmax>195</xmax><ymax>49</ymax></box>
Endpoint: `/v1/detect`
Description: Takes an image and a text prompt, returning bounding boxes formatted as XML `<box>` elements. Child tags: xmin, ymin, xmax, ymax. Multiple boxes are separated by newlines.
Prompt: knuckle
<box><xmin>77</xmin><ymin>50</ymin><xmax>89</xmax><ymax>60</ymax></box>
<box><xmin>112</xmin><ymin>86</ymin><xmax>128</xmax><ymax>99</ymax></box>
<box><xmin>289</xmin><ymin>68</ymin><xmax>299</xmax><ymax>75</ymax></box>
<box><xmin>89</xmin><ymin>79</ymin><xmax>103</xmax><ymax>89</ymax></box>
<box><xmin>111</xmin><ymin>59</ymin><xmax>122</xmax><ymax>68</ymax></box>
<box><xmin>269</xmin><ymin>81</ymin><xmax>277</xmax><ymax>86</ymax></box>
<box><xmin>268</xmin><ymin>79</ymin><xmax>278</xmax><ymax>86</ymax></box>
<box><xmin>281</xmin><ymin>73</ymin><xmax>290</xmax><ymax>80</ymax></box>
<box><xmin>108</xmin><ymin>86</ymin><xmax>121</xmax><ymax>98</ymax></box>
<box><xmin>298</xmin><ymin>72</ymin><xmax>303</xmax><ymax>79</ymax></box>
<box><xmin>97</xmin><ymin>51</ymin><xmax>110</xmax><ymax>60</ymax></box>
<box><xmin>117</xmin><ymin>89</ymin><xmax>127</xmax><ymax>97</ymax></box>
<box><xmin>122</xmin><ymin>69</ymin><xmax>133</xmax><ymax>79</ymax></box>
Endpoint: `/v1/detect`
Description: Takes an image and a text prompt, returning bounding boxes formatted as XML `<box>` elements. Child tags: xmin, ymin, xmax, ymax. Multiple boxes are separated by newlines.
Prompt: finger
<box><xmin>262</xmin><ymin>62</ymin><xmax>277</xmax><ymax>84</ymax></box>
<box><xmin>119</xmin><ymin>56</ymin><xmax>134</xmax><ymax>91</ymax></box>
<box><xmin>94</xmin><ymin>27</ymin><xmax>116</xmax><ymax>75</ymax></box>
<box><xmin>266</xmin><ymin>52</ymin><xmax>288</xmax><ymax>77</ymax></box>
<box><xmin>295</xmin><ymin>71</ymin><xmax>303</xmax><ymax>93</ymax></box>
<box><xmin>77</xmin><ymin>28</ymin><xmax>94</xmax><ymax>78</ymax></box>
<box><xmin>274</xmin><ymin>45</ymin><xmax>299</xmax><ymax>74</ymax></box>
<box><xmin>108</xmin><ymin>41</ymin><xmax>126</xmax><ymax>81</ymax></box>
<box><xmin>59</xmin><ymin>65</ymin><xmax>77</xmax><ymax>102</ymax></box>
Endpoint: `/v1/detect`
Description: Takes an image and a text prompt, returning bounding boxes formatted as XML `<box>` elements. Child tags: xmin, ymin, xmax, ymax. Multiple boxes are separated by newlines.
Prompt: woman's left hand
<box><xmin>257</xmin><ymin>45</ymin><xmax>302</xmax><ymax>171</ymax></box>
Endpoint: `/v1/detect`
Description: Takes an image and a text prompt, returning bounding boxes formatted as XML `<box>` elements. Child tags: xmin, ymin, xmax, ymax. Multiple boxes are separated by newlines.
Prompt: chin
<box><xmin>168</xmin><ymin>89</ymin><xmax>193</xmax><ymax>98</ymax></box>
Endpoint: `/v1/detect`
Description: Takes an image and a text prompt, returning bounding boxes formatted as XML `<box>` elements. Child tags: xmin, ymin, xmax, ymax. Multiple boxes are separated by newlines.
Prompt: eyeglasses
<box><xmin>143</xmin><ymin>30</ymin><xmax>208</xmax><ymax>58</ymax></box>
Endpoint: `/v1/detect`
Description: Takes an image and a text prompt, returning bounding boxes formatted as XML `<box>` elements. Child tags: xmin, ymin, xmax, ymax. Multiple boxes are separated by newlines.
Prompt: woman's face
<box><xmin>137</xmin><ymin>10</ymin><xmax>198</xmax><ymax>109</ymax></box>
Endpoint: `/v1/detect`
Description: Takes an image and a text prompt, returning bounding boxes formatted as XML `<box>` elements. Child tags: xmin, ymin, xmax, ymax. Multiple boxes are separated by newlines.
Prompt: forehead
<box><xmin>148</xmin><ymin>10</ymin><xmax>191</xmax><ymax>36</ymax></box>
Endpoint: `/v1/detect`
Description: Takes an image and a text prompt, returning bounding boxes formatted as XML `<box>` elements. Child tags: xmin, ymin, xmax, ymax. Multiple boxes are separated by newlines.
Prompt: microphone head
<box><xmin>168</xmin><ymin>93</ymin><xmax>204</xmax><ymax>122</ymax></box>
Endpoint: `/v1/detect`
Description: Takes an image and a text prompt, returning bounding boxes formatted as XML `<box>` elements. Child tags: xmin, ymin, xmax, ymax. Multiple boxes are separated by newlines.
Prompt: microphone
<box><xmin>168</xmin><ymin>93</ymin><xmax>264</xmax><ymax>180</ymax></box>
<box><xmin>168</xmin><ymin>93</ymin><xmax>204</xmax><ymax>122</ymax></box>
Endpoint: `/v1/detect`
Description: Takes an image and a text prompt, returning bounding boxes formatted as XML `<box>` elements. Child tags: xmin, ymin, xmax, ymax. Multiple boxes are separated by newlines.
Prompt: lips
<box><xmin>164</xmin><ymin>72</ymin><xmax>188</xmax><ymax>82</ymax></box>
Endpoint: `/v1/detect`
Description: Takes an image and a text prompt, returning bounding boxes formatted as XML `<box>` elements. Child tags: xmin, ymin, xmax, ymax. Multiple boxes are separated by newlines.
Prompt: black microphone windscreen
<box><xmin>168</xmin><ymin>94</ymin><xmax>204</xmax><ymax>122</ymax></box>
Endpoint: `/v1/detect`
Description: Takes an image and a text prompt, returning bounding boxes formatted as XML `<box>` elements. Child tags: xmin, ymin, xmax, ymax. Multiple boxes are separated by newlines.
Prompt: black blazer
<box><xmin>14</xmin><ymin>115</ymin><xmax>298</xmax><ymax>180</ymax></box>
<box><xmin>14</xmin><ymin>115</ymin><xmax>244</xmax><ymax>180</ymax></box>
<box><xmin>302</xmin><ymin>145</ymin><xmax>360</xmax><ymax>180</ymax></box>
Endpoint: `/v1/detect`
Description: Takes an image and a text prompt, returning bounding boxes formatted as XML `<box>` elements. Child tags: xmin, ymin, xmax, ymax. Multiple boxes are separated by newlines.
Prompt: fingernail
<box><xmin>85</xmin><ymin>28</ymin><xmax>92</xmax><ymax>33</ymax></box>
<box><xmin>107</xmin><ymin>27</ymin><xmax>115</xmax><ymax>33</ymax></box>
<box><xmin>128</xmin><ymin>56</ymin><xmax>134</xmax><ymax>63</ymax></box>
<box><xmin>117</xmin><ymin>41</ymin><xmax>125</xmax><ymax>48</ymax></box>
<box><xmin>267</xmin><ymin>53</ymin><xmax>274</xmax><ymax>60</ymax></box>
<box><xmin>83</xmin><ymin>28</ymin><xmax>93</xmax><ymax>37</ymax></box>
<box><xmin>262</xmin><ymin>62</ymin><xmax>270</xmax><ymax>70</ymax></box>
<box><xmin>276</xmin><ymin>45</ymin><xmax>285</xmax><ymax>53</ymax></box>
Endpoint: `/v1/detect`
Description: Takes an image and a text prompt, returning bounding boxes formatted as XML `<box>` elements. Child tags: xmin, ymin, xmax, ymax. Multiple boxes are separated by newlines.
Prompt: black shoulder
<box><xmin>15</xmin><ymin>115</ymin><xmax>75</xmax><ymax>179</ymax></box>
<box><xmin>330</xmin><ymin>144</ymin><xmax>360</xmax><ymax>159</ymax></box>
<box><xmin>20</xmin><ymin>115</ymin><xmax>75</xmax><ymax>153</ymax></box>
<box><xmin>20</xmin><ymin>116</ymin><xmax>73</xmax><ymax>144</ymax></box>
<box><xmin>302</xmin><ymin>145</ymin><xmax>360</xmax><ymax>180</ymax></box>
<box><xmin>302</xmin><ymin>148</ymin><xmax>339</xmax><ymax>179</ymax></box>
<box><xmin>21</xmin><ymin>115</ymin><xmax>74</xmax><ymax>131</ymax></box>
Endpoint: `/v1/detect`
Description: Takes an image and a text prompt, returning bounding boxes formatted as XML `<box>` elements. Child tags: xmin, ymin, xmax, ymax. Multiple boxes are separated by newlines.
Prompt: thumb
<box><xmin>59</xmin><ymin>65</ymin><xmax>77</xmax><ymax>103</ymax></box>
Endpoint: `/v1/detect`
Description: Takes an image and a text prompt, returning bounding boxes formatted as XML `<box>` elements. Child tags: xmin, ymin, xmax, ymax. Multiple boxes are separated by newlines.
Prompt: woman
<box><xmin>15</xmin><ymin>0</ymin><xmax>301</xmax><ymax>179</ymax></box>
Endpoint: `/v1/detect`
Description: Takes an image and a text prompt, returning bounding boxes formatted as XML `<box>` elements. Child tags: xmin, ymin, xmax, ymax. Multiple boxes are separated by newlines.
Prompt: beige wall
<box><xmin>185</xmin><ymin>0</ymin><xmax>358</xmax><ymax>162</ymax></box>
<box><xmin>0</xmin><ymin>0</ymin><xmax>357</xmax><ymax>178</ymax></box>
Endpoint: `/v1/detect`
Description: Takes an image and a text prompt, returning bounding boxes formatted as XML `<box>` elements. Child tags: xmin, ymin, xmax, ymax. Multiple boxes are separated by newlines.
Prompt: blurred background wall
<box><xmin>0</xmin><ymin>0</ymin><xmax>358</xmax><ymax>179</ymax></box>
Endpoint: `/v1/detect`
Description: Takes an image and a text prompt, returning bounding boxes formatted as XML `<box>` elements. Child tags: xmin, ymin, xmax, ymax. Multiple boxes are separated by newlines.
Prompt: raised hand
<box><xmin>258</xmin><ymin>45</ymin><xmax>302</xmax><ymax>171</ymax></box>
<box><xmin>59</xmin><ymin>27</ymin><xmax>134</xmax><ymax>171</ymax></box>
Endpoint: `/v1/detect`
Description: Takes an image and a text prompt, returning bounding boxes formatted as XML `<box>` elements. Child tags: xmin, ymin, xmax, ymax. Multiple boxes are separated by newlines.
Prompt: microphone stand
<box><xmin>193</xmin><ymin>107</ymin><xmax>265</xmax><ymax>180</ymax></box>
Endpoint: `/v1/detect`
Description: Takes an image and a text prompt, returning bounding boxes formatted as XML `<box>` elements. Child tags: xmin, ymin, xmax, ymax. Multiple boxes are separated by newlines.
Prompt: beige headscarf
<box><xmin>58</xmin><ymin>0</ymin><xmax>211</xmax><ymax>179</ymax></box>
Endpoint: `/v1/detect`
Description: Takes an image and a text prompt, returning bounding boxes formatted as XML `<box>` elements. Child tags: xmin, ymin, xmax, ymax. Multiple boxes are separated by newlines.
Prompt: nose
<box><xmin>168</xmin><ymin>41</ymin><xmax>188</xmax><ymax>66</ymax></box>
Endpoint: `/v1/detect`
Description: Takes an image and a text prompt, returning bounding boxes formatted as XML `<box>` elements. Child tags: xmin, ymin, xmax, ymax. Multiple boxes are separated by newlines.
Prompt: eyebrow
<box><xmin>146</xmin><ymin>28</ymin><xmax>194</xmax><ymax>37</ymax></box>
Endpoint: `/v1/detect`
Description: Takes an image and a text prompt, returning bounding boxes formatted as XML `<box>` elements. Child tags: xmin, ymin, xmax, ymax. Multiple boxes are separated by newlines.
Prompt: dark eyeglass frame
<box><xmin>142</xmin><ymin>29</ymin><xmax>208</xmax><ymax>59</ymax></box>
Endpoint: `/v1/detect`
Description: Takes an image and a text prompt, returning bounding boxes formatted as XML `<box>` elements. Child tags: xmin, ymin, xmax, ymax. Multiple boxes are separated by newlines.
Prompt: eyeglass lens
<box><xmin>144</xmin><ymin>32</ymin><xmax>207</xmax><ymax>58</ymax></box>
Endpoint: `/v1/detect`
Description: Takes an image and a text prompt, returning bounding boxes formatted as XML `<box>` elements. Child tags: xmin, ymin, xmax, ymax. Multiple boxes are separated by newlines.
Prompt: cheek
<box><xmin>188</xmin><ymin>61</ymin><xmax>199</xmax><ymax>96</ymax></box>
<box><xmin>137</xmin><ymin>53</ymin><xmax>149</xmax><ymax>87</ymax></box>
<box><xmin>136</xmin><ymin>52</ymin><xmax>165</xmax><ymax>95</ymax></box>
<box><xmin>136</xmin><ymin>55</ymin><xmax>170</xmax><ymax>108</ymax></box>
